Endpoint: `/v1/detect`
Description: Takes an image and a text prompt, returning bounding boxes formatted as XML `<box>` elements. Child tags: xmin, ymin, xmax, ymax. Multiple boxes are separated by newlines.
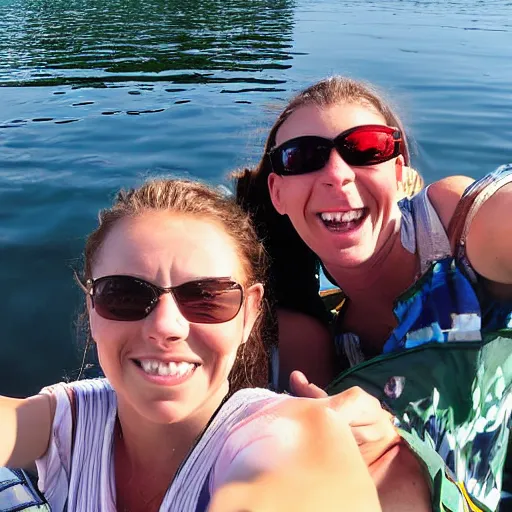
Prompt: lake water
<box><xmin>1</xmin><ymin>0</ymin><xmax>512</xmax><ymax>397</ymax></box>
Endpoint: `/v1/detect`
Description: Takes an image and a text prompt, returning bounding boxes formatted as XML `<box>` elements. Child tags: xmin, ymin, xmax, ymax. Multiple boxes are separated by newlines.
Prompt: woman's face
<box><xmin>88</xmin><ymin>211</ymin><xmax>263</xmax><ymax>427</ymax></box>
<box><xmin>268</xmin><ymin>102</ymin><xmax>403</xmax><ymax>270</ymax></box>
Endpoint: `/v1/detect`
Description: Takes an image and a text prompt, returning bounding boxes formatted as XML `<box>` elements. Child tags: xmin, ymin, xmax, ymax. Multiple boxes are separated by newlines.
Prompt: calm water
<box><xmin>1</xmin><ymin>0</ymin><xmax>511</xmax><ymax>396</ymax></box>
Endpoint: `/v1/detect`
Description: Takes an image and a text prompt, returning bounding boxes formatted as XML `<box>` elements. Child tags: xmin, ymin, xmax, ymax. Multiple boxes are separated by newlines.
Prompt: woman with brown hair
<box><xmin>0</xmin><ymin>177</ymin><xmax>434</xmax><ymax>512</ymax></box>
<box><xmin>235</xmin><ymin>75</ymin><xmax>512</xmax><ymax>511</ymax></box>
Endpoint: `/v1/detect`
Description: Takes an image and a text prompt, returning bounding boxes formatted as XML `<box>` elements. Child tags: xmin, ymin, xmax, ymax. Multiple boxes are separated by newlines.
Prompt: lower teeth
<box><xmin>323</xmin><ymin>220</ymin><xmax>358</xmax><ymax>230</ymax></box>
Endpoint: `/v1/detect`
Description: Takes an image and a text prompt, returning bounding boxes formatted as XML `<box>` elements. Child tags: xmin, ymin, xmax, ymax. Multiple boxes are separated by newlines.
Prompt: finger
<box><xmin>289</xmin><ymin>371</ymin><xmax>328</xmax><ymax>399</ymax></box>
<box><xmin>327</xmin><ymin>387</ymin><xmax>390</xmax><ymax>426</ymax></box>
<box><xmin>351</xmin><ymin>422</ymin><xmax>401</xmax><ymax>468</ymax></box>
<box><xmin>350</xmin><ymin>423</ymin><xmax>400</xmax><ymax>446</ymax></box>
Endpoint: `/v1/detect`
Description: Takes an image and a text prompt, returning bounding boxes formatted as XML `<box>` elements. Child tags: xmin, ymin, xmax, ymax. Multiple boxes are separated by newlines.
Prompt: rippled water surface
<box><xmin>1</xmin><ymin>0</ymin><xmax>511</xmax><ymax>396</ymax></box>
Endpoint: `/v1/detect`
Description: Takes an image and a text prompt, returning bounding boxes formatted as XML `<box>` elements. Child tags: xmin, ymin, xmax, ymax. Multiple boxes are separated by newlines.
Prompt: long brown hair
<box><xmin>234</xmin><ymin>76</ymin><xmax>420</xmax><ymax>322</ymax></box>
<box><xmin>78</xmin><ymin>178</ymin><xmax>270</xmax><ymax>393</ymax></box>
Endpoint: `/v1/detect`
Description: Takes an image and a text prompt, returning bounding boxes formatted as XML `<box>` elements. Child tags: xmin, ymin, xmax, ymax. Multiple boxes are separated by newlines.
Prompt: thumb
<box><xmin>289</xmin><ymin>371</ymin><xmax>328</xmax><ymax>399</ymax></box>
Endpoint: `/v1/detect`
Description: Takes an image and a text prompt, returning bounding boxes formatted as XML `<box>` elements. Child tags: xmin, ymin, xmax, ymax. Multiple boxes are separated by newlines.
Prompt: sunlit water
<box><xmin>1</xmin><ymin>0</ymin><xmax>511</xmax><ymax>399</ymax></box>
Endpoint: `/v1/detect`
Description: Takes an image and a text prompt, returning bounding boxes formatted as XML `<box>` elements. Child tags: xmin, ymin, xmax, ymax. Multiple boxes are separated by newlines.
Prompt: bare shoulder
<box><xmin>427</xmin><ymin>175</ymin><xmax>474</xmax><ymax>230</ymax></box>
<box><xmin>26</xmin><ymin>392</ymin><xmax>56</xmax><ymax>418</ymax></box>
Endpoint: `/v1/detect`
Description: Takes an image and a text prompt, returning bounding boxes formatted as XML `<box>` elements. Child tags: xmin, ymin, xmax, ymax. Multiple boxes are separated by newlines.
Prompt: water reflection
<box><xmin>1</xmin><ymin>0</ymin><xmax>511</xmax><ymax>403</ymax></box>
<box><xmin>0</xmin><ymin>0</ymin><xmax>295</xmax><ymax>87</ymax></box>
<box><xmin>0</xmin><ymin>0</ymin><xmax>299</xmax><ymax>398</ymax></box>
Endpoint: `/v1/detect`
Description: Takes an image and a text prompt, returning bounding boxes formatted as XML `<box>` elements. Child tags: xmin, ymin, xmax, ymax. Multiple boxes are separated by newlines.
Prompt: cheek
<box><xmin>359</xmin><ymin>168</ymin><xmax>397</xmax><ymax>202</ymax></box>
<box><xmin>89</xmin><ymin>312</ymin><xmax>111</xmax><ymax>345</ymax></box>
<box><xmin>89</xmin><ymin>319</ymin><xmax>112</xmax><ymax>365</ymax></box>
<box><xmin>193</xmin><ymin>321</ymin><xmax>243</xmax><ymax>367</ymax></box>
<box><xmin>282</xmin><ymin>179</ymin><xmax>313</xmax><ymax>213</ymax></box>
<box><xmin>89</xmin><ymin>314</ymin><xmax>130</xmax><ymax>357</ymax></box>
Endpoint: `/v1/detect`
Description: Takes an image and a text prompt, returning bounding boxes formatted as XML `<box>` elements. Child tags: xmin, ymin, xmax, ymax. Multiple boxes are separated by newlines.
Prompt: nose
<box><xmin>319</xmin><ymin>148</ymin><xmax>356</xmax><ymax>188</ymax></box>
<box><xmin>142</xmin><ymin>292</ymin><xmax>190</xmax><ymax>346</ymax></box>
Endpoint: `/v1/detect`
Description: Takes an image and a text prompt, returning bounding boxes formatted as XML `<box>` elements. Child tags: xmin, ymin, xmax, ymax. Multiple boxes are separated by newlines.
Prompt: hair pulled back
<box><xmin>234</xmin><ymin>76</ymin><xmax>421</xmax><ymax>323</ymax></box>
<box><xmin>80</xmin><ymin>178</ymin><xmax>270</xmax><ymax>393</ymax></box>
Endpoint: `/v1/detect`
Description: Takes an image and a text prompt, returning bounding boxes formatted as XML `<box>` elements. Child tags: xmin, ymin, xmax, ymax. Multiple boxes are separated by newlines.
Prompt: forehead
<box><xmin>92</xmin><ymin>212</ymin><xmax>244</xmax><ymax>285</ymax></box>
<box><xmin>275</xmin><ymin>102</ymin><xmax>387</xmax><ymax>146</ymax></box>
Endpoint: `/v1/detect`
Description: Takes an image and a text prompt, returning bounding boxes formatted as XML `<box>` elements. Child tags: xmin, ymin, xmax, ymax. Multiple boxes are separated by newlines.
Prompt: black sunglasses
<box><xmin>76</xmin><ymin>274</ymin><xmax>244</xmax><ymax>324</ymax></box>
<box><xmin>268</xmin><ymin>124</ymin><xmax>402</xmax><ymax>176</ymax></box>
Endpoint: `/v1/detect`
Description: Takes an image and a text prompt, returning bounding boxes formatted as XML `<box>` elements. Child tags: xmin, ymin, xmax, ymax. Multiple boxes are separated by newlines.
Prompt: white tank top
<box><xmin>36</xmin><ymin>379</ymin><xmax>288</xmax><ymax>512</ymax></box>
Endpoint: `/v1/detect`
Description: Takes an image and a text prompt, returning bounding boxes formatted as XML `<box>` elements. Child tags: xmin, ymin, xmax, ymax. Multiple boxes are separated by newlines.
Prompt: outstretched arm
<box><xmin>0</xmin><ymin>393</ymin><xmax>54</xmax><ymax>468</ymax></box>
<box><xmin>429</xmin><ymin>168</ymin><xmax>512</xmax><ymax>289</ymax></box>
<box><xmin>465</xmin><ymin>181</ymin><xmax>512</xmax><ymax>284</ymax></box>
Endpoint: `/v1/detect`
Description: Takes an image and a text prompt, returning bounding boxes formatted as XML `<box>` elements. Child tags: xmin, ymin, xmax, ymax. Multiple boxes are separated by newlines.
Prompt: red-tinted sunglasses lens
<box><xmin>269</xmin><ymin>125</ymin><xmax>401</xmax><ymax>175</ymax></box>
<box><xmin>337</xmin><ymin>126</ymin><xmax>400</xmax><ymax>166</ymax></box>
<box><xmin>91</xmin><ymin>276</ymin><xmax>244</xmax><ymax>324</ymax></box>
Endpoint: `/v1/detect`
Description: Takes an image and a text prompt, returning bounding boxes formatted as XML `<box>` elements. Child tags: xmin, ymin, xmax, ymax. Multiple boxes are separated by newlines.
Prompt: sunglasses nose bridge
<box><xmin>151</xmin><ymin>286</ymin><xmax>182</xmax><ymax>314</ymax></box>
<box><xmin>138</xmin><ymin>282</ymin><xmax>174</xmax><ymax>316</ymax></box>
<box><xmin>142</xmin><ymin>289</ymin><xmax>190</xmax><ymax>344</ymax></box>
<box><xmin>320</xmin><ymin>144</ymin><xmax>356</xmax><ymax>185</ymax></box>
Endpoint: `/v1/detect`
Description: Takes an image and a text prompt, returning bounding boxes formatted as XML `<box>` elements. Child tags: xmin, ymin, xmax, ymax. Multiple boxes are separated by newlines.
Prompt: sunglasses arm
<box><xmin>73</xmin><ymin>271</ymin><xmax>93</xmax><ymax>296</ymax></box>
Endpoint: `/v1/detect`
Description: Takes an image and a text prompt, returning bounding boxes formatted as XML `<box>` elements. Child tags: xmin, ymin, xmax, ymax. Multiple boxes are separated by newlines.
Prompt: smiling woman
<box><xmin>0</xmin><ymin>177</ymin><xmax>436</xmax><ymax>512</ymax></box>
<box><xmin>234</xmin><ymin>75</ymin><xmax>512</xmax><ymax>511</ymax></box>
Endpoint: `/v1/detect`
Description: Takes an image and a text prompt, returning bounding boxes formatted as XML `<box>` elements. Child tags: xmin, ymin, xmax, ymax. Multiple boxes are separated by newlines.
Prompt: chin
<box><xmin>138</xmin><ymin>400</ymin><xmax>195</xmax><ymax>425</ymax></box>
<box><xmin>321</xmin><ymin>245</ymin><xmax>374</xmax><ymax>269</ymax></box>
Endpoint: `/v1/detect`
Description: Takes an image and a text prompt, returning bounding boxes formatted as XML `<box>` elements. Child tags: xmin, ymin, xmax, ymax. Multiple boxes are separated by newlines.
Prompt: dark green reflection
<box><xmin>0</xmin><ymin>0</ymin><xmax>295</xmax><ymax>87</ymax></box>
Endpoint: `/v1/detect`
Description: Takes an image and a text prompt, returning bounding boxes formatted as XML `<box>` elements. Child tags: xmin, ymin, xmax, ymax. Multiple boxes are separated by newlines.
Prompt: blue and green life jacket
<box><xmin>328</xmin><ymin>164</ymin><xmax>512</xmax><ymax>512</ymax></box>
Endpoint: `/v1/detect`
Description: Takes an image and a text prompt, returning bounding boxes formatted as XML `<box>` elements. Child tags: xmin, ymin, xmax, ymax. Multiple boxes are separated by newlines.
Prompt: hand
<box><xmin>208</xmin><ymin>395</ymin><xmax>382</xmax><ymax>512</ymax></box>
<box><xmin>290</xmin><ymin>373</ymin><xmax>431</xmax><ymax>511</ymax></box>
<box><xmin>290</xmin><ymin>371</ymin><xmax>400</xmax><ymax>467</ymax></box>
<box><xmin>289</xmin><ymin>369</ymin><xmax>328</xmax><ymax>398</ymax></box>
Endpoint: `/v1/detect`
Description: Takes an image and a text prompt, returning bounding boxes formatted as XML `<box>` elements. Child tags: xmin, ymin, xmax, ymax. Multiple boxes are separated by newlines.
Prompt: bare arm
<box><xmin>291</xmin><ymin>379</ymin><xmax>431</xmax><ymax>512</ymax></box>
<box><xmin>0</xmin><ymin>393</ymin><xmax>54</xmax><ymax>468</ymax></box>
<box><xmin>429</xmin><ymin>175</ymin><xmax>512</xmax><ymax>287</ymax></box>
<box><xmin>427</xmin><ymin>175</ymin><xmax>474</xmax><ymax>231</ymax></box>
<box><xmin>465</xmin><ymin>183</ymin><xmax>512</xmax><ymax>284</ymax></box>
<box><xmin>208</xmin><ymin>399</ymin><xmax>381</xmax><ymax>512</ymax></box>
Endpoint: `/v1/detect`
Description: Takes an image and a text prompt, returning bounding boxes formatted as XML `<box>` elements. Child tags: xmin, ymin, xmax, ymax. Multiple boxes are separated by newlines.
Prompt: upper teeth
<box><xmin>320</xmin><ymin>210</ymin><xmax>364</xmax><ymax>223</ymax></box>
<box><xmin>139</xmin><ymin>360</ymin><xmax>195</xmax><ymax>377</ymax></box>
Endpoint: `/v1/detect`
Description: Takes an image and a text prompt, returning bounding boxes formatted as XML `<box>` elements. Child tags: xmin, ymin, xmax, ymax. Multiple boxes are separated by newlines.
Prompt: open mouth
<box><xmin>133</xmin><ymin>359</ymin><xmax>199</xmax><ymax>378</ymax></box>
<box><xmin>318</xmin><ymin>208</ymin><xmax>368</xmax><ymax>232</ymax></box>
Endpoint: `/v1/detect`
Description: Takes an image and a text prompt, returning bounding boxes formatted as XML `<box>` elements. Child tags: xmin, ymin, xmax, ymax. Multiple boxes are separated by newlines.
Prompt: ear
<box><xmin>86</xmin><ymin>297</ymin><xmax>98</xmax><ymax>345</ymax></box>
<box><xmin>394</xmin><ymin>155</ymin><xmax>404</xmax><ymax>185</ymax></box>
<box><xmin>241</xmin><ymin>283</ymin><xmax>264</xmax><ymax>345</ymax></box>
<box><xmin>267</xmin><ymin>173</ymin><xmax>287</xmax><ymax>215</ymax></box>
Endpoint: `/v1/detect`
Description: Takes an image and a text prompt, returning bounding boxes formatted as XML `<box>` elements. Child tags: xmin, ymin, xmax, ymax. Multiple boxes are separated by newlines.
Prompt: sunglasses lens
<box><xmin>93</xmin><ymin>276</ymin><xmax>155</xmax><ymax>321</ymax></box>
<box><xmin>340</xmin><ymin>128</ymin><xmax>397</xmax><ymax>166</ymax></box>
<box><xmin>173</xmin><ymin>280</ymin><xmax>243</xmax><ymax>324</ymax></box>
<box><xmin>90</xmin><ymin>276</ymin><xmax>244</xmax><ymax>324</ymax></box>
<box><xmin>272</xmin><ymin>138</ymin><xmax>331</xmax><ymax>175</ymax></box>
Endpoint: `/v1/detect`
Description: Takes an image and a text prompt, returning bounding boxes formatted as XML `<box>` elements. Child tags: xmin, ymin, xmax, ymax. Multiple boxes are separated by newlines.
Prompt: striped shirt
<box><xmin>36</xmin><ymin>379</ymin><xmax>292</xmax><ymax>512</ymax></box>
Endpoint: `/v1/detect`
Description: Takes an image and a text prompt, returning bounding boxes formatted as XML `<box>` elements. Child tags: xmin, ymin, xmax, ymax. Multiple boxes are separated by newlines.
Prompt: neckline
<box><xmin>110</xmin><ymin>392</ymin><xmax>231</xmax><ymax>512</ymax></box>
